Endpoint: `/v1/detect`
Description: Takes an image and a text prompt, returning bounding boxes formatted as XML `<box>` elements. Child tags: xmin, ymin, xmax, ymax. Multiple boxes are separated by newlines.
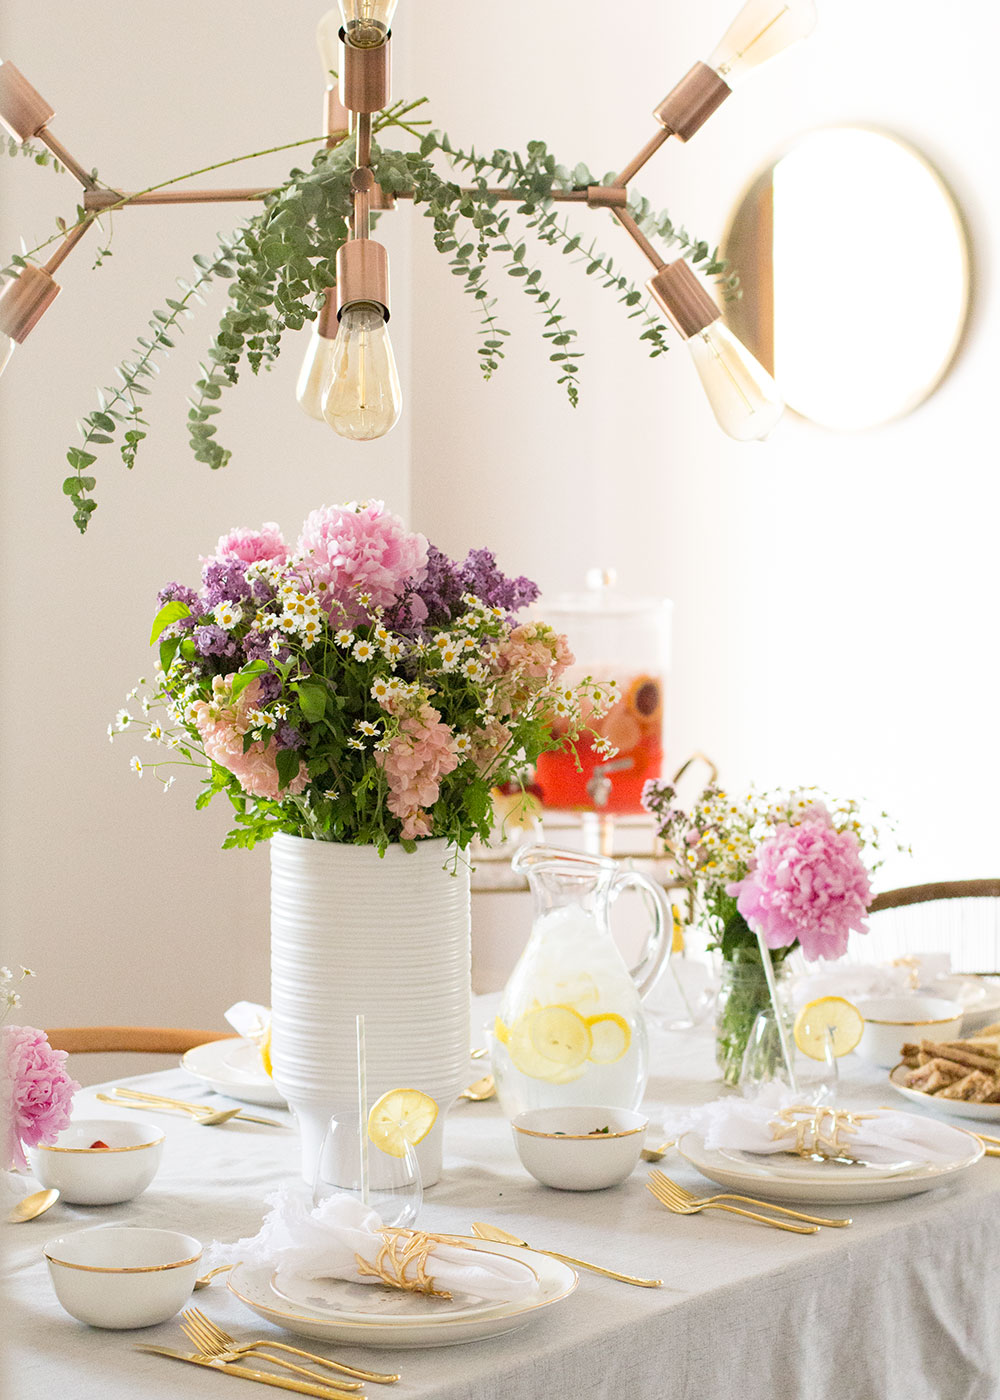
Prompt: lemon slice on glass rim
<box><xmin>793</xmin><ymin>996</ymin><xmax>865</xmax><ymax>1061</ymax></box>
<box><xmin>367</xmin><ymin>1088</ymin><xmax>438</xmax><ymax>1158</ymax></box>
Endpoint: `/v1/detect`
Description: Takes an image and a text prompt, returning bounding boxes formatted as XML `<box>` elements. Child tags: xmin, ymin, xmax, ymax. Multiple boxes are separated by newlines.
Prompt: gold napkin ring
<box><xmin>355</xmin><ymin>1228</ymin><xmax>452</xmax><ymax>1298</ymax></box>
<box><xmin>768</xmin><ymin>1105</ymin><xmax>878</xmax><ymax>1159</ymax></box>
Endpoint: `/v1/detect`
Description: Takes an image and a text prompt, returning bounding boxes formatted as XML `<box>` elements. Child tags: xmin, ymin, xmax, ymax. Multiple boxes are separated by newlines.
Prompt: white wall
<box><xmin>1</xmin><ymin>2</ymin><xmax>998</xmax><ymax>1038</ymax></box>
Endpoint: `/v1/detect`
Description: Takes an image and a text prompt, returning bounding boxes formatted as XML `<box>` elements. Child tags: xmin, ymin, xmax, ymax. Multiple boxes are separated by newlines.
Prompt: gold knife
<box><xmin>136</xmin><ymin>1345</ymin><xmax>355</xmax><ymax>1397</ymax></box>
<box><xmin>113</xmin><ymin>1087</ymin><xmax>284</xmax><ymax>1128</ymax></box>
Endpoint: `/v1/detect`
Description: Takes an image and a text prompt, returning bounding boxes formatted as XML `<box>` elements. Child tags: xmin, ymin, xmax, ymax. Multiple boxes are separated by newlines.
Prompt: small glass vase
<box><xmin>715</xmin><ymin>950</ymin><xmax>790</xmax><ymax>1087</ymax></box>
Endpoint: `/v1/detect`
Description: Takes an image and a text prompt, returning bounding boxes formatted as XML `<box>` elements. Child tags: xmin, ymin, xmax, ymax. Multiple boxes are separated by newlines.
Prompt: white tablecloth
<box><xmin>5</xmin><ymin>1021</ymin><xmax>1000</xmax><ymax>1400</ymax></box>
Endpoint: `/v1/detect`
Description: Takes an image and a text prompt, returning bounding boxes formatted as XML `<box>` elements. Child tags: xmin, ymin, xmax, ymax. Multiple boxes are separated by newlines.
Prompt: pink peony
<box><xmin>376</xmin><ymin>701</ymin><xmax>459</xmax><ymax>839</ymax></box>
<box><xmin>297</xmin><ymin>501</ymin><xmax>429</xmax><ymax>625</ymax></box>
<box><xmin>210</xmin><ymin>522</ymin><xmax>289</xmax><ymax>566</ymax></box>
<box><xmin>3</xmin><ymin>1025</ymin><xmax>79</xmax><ymax>1172</ymax></box>
<box><xmin>192</xmin><ymin>675</ymin><xmax>308</xmax><ymax>802</ymax></box>
<box><xmin>728</xmin><ymin>817</ymin><xmax>872</xmax><ymax>962</ymax></box>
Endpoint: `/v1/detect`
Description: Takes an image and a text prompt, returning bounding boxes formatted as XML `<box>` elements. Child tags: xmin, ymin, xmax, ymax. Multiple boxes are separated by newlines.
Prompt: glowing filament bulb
<box><xmin>686</xmin><ymin>321</ymin><xmax>784</xmax><ymax>442</ymax></box>
<box><xmin>708</xmin><ymin>0</ymin><xmax>818</xmax><ymax>85</ymax></box>
<box><xmin>0</xmin><ymin>332</ymin><xmax>14</xmax><ymax>379</ymax></box>
<box><xmin>338</xmin><ymin>0</ymin><xmax>398</xmax><ymax>48</ymax></box>
<box><xmin>322</xmin><ymin>301</ymin><xmax>401</xmax><ymax>441</ymax></box>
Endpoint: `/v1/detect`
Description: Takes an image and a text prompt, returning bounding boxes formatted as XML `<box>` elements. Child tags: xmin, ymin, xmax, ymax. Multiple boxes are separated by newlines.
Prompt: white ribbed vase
<box><xmin>269</xmin><ymin>833</ymin><xmax>471</xmax><ymax>1187</ymax></box>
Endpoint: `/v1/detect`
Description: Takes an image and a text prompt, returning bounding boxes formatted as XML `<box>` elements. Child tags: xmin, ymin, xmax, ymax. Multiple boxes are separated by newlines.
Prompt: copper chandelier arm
<box><xmin>36</xmin><ymin>127</ymin><xmax>100</xmax><ymax>190</ymax></box>
<box><xmin>610</xmin><ymin>207</ymin><xmax>666</xmax><ymax>273</ymax></box>
<box><xmin>41</xmin><ymin>216</ymin><xmax>95</xmax><ymax>275</ymax></box>
<box><xmin>612</xmin><ymin>128</ymin><xmax>672</xmax><ymax>189</ymax></box>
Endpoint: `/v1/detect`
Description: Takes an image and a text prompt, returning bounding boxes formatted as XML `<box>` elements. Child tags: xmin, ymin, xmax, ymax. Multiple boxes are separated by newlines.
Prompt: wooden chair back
<box><xmin>44</xmin><ymin>1027</ymin><xmax>236</xmax><ymax>1056</ymax></box>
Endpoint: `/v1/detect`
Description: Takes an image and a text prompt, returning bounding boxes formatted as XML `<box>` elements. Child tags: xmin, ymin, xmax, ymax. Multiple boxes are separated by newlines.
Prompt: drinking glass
<box><xmin>738</xmin><ymin>1007</ymin><xmax>838</xmax><ymax>1105</ymax></box>
<box><xmin>312</xmin><ymin>1108</ymin><xmax>422</xmax><ymax>1228</ymax></box>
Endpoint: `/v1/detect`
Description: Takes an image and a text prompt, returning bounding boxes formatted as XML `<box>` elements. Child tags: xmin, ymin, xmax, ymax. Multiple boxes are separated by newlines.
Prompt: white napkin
<box><xmin>224</xmin><ymin>1001</ymin><xmax>270</xmax><ymax>1039</ymax></box>
<box><xmin>665</xmin><ymin>1085</ymin><xmax>974</xmax><ymax>1167</ymax></box>
<box><xmin>209</xmin><ymin>1189</ymin><xmax>537</xmax><ymax>1302</ymax></box>
<box><xmin>792</xmin><ymin>955</ymin><xmax>955</xmax><ymax>1008</ymax></box>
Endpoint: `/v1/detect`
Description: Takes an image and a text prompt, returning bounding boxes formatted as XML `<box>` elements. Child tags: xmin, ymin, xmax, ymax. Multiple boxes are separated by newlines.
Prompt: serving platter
<box><xmin>888</xmin><ymin>1064</ymin><xmax>1000</xmax><ymax>1122</ymax></box>
<box><xmin>180</xmin><ymin>1038</ymin><xmax>286</xmax><ymax>1109</ymax></box>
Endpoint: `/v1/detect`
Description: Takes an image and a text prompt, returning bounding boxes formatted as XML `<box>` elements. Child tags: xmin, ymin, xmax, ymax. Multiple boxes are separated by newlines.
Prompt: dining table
<box><xmin>6</xmin><ymin>1003</ymin><xmax>1000</xmax><ymax>1400</ymax></box>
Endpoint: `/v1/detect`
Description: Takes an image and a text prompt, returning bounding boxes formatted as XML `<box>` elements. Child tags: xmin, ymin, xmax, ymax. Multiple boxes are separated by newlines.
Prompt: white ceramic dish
<box><xmin>27</xmin><ymin>1118</ymin><xmax>165</xmax><ymax>1205</ymax></box>
<box><xmin>677</xmin><ymin>1129</ymin><xmax>983</xmax><ymax>1204</ymax></box>
<box><xmin>854</xmin><ymin>996</ymin><xmax>964</xmax><ymax>1069</ymax></box>
<box><xmin>888</xmin><ymin>1064</ymin><xmax>1000</xmax><ymax>1121</ymax></box>
<box><xmin>228</xmin><ymin>1240</ymin><xmax>576</xmax><ymax>1348</ymax></box>
<box><xmin>270</xmin><ymin>1255</ymin><xmax>540</xmax><ymax>1323</ymax></box>
<box><xmin>181</xmin><ymin>1037</ymin><xmax>286</xmax><ymax>1108</ymax></box>
<box><xmin>44</xmin><ymin>1226</ymin><xmax>201</xmax><ymax>1328</ymax></box>
<box><xmin>512</xmin><ymin>1106</ymin><xmax>647</xmax><ymax>1190</ymax></box>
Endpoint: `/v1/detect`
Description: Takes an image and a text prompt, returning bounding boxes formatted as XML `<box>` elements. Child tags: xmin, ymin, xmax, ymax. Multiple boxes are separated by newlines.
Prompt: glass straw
<box><xmin>356</xmin><ymin>1013</ymin><xmax>369</xmax><ymax>1206</ymax></box>
<box><xmin>754</xmin><ymin>931</ymin><xmax>799</xmax><ymax>1094</ymax></box>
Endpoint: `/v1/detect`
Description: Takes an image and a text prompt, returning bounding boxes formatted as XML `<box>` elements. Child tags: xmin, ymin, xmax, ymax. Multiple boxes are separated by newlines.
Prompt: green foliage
<box><xmin>17</xmin><ymin>99</ymin><xmax>736</xmax><ymax>532</ymax></box>
<box><xmin>3</xmin><ymin>136</ymin><xmax>67</xmax><ymax>175</ymax></box>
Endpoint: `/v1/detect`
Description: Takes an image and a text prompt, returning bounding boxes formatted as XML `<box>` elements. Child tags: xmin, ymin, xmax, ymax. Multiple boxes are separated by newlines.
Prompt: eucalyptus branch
<box><xmin>4</xmin><ymin>134</ymin><xmax>66</xmax><ymax>174</ymax></box>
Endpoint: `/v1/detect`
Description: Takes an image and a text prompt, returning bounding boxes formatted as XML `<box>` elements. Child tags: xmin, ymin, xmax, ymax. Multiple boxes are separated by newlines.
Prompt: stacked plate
<box><xmin>227</xmin><ymin>1239</ymin><xmax>577</xmax><ymax>1349</ymax></box>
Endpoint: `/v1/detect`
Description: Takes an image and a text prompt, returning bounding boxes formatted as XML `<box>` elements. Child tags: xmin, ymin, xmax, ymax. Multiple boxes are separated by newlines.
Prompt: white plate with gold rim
<box><xmin>270</xmin><ymin>1252</ymin><xmax>540</xmax><ymax>1324</ymax></box>
<box><xmin>181</xmin><ymin>1038</ymin><xmax>286</xmax><ymax>1109</ymax></box>
<box><xmin>228</xmin><ymin>1243</ymin><xmax>577</xmax><ymax>1348</ymax></box>
<box><xmin>888</xmin><ymin>1064</ymin><xmax>1000</xmax><ymax>1122</ymax></box>
<box><xmin>677</xmin><ymin>1129</ymin><xmax>984</xmax><ymax>1204</ymax></box>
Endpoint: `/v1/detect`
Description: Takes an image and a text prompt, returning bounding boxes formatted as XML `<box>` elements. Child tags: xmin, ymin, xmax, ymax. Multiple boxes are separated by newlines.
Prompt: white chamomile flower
<box><xmin>355</xmin><ymin>720</ymin><xmax>380</xmax><ymax>737</ymax></box>
<box><xmin>269</xmin><ymin>637</ymin><xmax>283</xmax><ymax>657</ymax></box>
<box><xmin>162</xmin><ymin>776</ymin><xmax>175</xmax><ymax>794</ymax></box>
<box><xmin>130</xmin><ymin>756</ymin><xmax>143</xmax><ymax>777</ymax></box>
<box><xmin>371</xmin><ymin>678</ymin><xmax>391</xmax><ymax>702</ymax></box>
<box><xmin>7</xmin><ymin>992</ymin><xmax>21</xmax><ymax>1010</ymax></box>
<box><xmin>107</xmin><ymin>723</ymin><xmax>115</xmax><ymax>742</ymax></box>
<box><xmin>251</xmin><ymin>729</ymin><xmax>263</xmax><ymax>742</ymax></box>
<box><xmin>386</xmin><ymin>677</ymin><xmax>403</xmax><ymax>695</ymax></box>
<box><xmin>454</xmin><ymin>733</ymin><xmax>471</xmax><ymax>755</ymax></box>
<box><xmin>347</xmin><ymin>736</ymin><xmax>366</xmax><ymax>751</ymax></box>
<box><xmin>489</xmin><ymin>606</ymin><xmax>504</xmax><ymax>619</ymax></box>
<box><xmin>462</xmin><ymin>658</ymin><xmax>486</xmax><ymax>682</ymax></box>
<box><xmin>374</xmin><ymin>738</ymin><xmax>391</xmax><ymax>752</ymax></box>
<box><xmin>374</xmin><ymin>625</ymin><xmax>389</xmax><ymax>643</ymax></box>
<box><xmin>439</xmin><ymin>646</ymin><xmax>459</xmax><ymax>669</ymax></box>
<box><xmin>353</xmin><ymin>640</ymin><xmax>375</xmax><ymax>662</ymax></box>
<box><xmin>274</xmin><ymin>703</ymin><xmax>288</xmax><ymax>719</ymax></box>
<box><xmin>166</xmin><ymin>735</ymin><xmax>182</xmax><ymax>750</ymax></box>
<box><xmin>357</xmin><ymin>592</ymin><xmax>373</xmax><ymax>608</ymax></box>
<box><xmin>335</xmin><ymin>629</ymin><xmax>354</xmax><ymax>648</ymax></box>
<box><xmin>461</xmin><ymin>636</ymin><xmax>478</xmax><ymax>651</ymax></box>
<box><xmin>433</xmin><ymin>633</ymin><xmax>450</xmax><ymax>651</ymax></box>
<box><xmin>0</xmin><ymin>967</ymin><xmax>12</xmax><ymax>983</ymax></box>
<box><xmin>116</xmin><ymin>709</ymin><xmax>132</xmax><ymax>730</ymax></box>
<box><xmin>213</xmin><ymin>602</ymin><xmax>243</xmax><ymax>629</ymax></box>
<box><xmin>141</xmin><ymin>695</ymin><xmax>152</xmax><ymax>714</ymax></box>
<box><xmin>553</xmin><ymin>698</ymin><xmax>571</xmax><ymax>716</ymax></box>
<box><xmin>383</xmin><ymin>638</ymin><xmax>404</xmax><ymax>662</ymax></box>
<box><xmin>278</xmin><ymin>615</ymin><xmax>299</xmax><ymax>635</ymax></box>
<box><xmin>144</xmin><ymin>723</ymin><xmax>163</xmax><ymax>743</ymax></box>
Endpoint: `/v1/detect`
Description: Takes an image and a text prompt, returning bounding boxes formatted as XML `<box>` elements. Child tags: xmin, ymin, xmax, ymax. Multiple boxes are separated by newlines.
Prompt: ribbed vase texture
<box><xmin>269</xmin><ymin>833</ymin><xmax>471</xmax><ymax>1186</ymax></box>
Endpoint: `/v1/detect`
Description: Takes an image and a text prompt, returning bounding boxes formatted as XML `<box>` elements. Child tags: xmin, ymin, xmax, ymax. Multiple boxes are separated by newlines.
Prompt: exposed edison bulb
<box><xmin>338</xmin><ymin>0</ymin><xmax>398</xmax><ymax>48</ymax></box>
<box><xmin>316</xmin><ymin>10</ymin><xmax>342</xmax><ymax>78</ymax></box>
<box><xmin>322</xmin><ymin>301</ymin><xmax>401</xmax><ymax>441</ymax></box>
<box><xmin>0</xmin><ymin>331</ymin><xmax>14</xmax><ymax>379</ymax></box>
<box><xmin>708</xmin><ymin>0</ymin><xmax>817</xmax><ymax>85</ymax></box>
<box><xmin>296</xmin><ymin>328</ymin><xmax>339</xmax><ymax>421</ymax></box>
<box><xmin>686</xmin><ymin>321</ymin><xmax>784</xmax><ymax>442</ymax></box>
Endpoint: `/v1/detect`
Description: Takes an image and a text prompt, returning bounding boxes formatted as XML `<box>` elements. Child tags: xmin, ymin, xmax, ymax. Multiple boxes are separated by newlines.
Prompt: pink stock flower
<box><xmin>3</xmin><ymin>1025</ymin><xmax>79</xmax><ymax>1172</ymax></box>
<box><xmin>210</xmin><ymin>522</ymin><xmax>289</xmax><ymax>566</ymax></box>
<box><xmin>728</xmin><ymin>817</ymin><xmax>872</xmax><ymax>962</ymax></box>
<box><xmin>496</xmin><ymin>622</ymin><xmax>573</xmax><ymax>682</ymax></box>
<box><xmin>297</xmin><ymin>502</ymin><xmax>429</xmax><ymax>624</ymax></box>
<box><xmin>192</xmin><ymin>676</ymin><xmax>307</xmax><ymax>803</ymax></box>
<box><xmin>376</xmin><ymin>701</ymin><xmax>459</xmax><ymax>839</ymax></box>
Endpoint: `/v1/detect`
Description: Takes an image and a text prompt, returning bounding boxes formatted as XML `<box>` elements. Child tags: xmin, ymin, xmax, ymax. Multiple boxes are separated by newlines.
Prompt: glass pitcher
<box><xmin>492</xmin><ymin>845</ymin><xmax>672</xmax><ymax>1117</ymax></box>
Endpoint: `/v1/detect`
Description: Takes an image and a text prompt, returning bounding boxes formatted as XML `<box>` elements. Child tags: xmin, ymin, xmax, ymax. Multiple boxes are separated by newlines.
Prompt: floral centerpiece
<box><xmin>642</xmin><ymin>778</ymin><xmax>901</xmax><ymax>1085</ymax></box>
<box><xmin>2</xmin><ymin>968</ymin><xmax>79</xmax><ymax>1174</ymax></box>
<box><xmin>115</xmin><ymin>500</ymin><xmax>613</xmax><ymax>850</ymax></box>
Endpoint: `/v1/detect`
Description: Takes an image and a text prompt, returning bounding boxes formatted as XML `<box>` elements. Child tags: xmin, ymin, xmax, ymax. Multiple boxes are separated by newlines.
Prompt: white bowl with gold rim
<box><xmin>44</xmin><ymin>1226</ymin><xmax>201</xmax><ymax>1329</ymax></box>
<box><xmin>27</xmin><ymin>1118</ymin><xmax>165</xmax><ymax>1205</ymax></box>
<box><xmin>855</xmin><ymin>996</ymin><xmax>964</xmax><ymax>1069</ymax></box>
<box><xmin>511</xmin><ymin>1106</ymin><xmax>647</xmax><ymax>1190</ymax></box>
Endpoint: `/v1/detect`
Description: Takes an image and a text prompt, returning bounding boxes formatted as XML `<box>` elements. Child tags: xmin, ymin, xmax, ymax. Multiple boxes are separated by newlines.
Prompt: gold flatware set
<box><xmin>471</xmin><ymin>1221</ymin><xmax>663</xmax><ymax>1287</ymax></box>
<box><xmin>98</xmin><ymin>1086</ymin><xmax>283</xmax><ymax>1127</ymax></box>
<box><xmin>646</xmin><ymin>1169</ymin><xmax>852</xmax><ymax>1233</ymax></box>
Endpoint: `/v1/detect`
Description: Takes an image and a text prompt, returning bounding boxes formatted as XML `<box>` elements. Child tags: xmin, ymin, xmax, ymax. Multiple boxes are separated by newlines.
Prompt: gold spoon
<box><xmin>640</xmin><ymin>1140</ymin><xmax>675</xmax><ymax>1163</ymax></box>
<box><xmin>471</xmin><ymin>1221</ymin><xmax>662</xmax><ymax>1288</ymax></box>
<box><xmin>459</xmin><ymin>1075</ymin><xmax>496</xmax><ymax>1102</ymax></box>
<box><xmin>192</xmin><ymin>1264</ymin><xmax>234</xmax><ymax>1291</ymax></box>
<box><xmin>95</xmin><ymin>1093</ymin><xmax>243</xmax><ymax>1127</ymax></box>
<box><xmin>8</xmin><ymin>1188</ymin><xmax>60</xmax><ymax>1223</ymax></box>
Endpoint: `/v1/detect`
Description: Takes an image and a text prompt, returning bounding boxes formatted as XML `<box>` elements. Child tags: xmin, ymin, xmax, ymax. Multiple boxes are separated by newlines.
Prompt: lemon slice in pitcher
<box><xmin>793</xmin><ymin>996</ymin><xmax>864</xmax><ymax>1061</ymax></box>
<box><xmin>585</xmin><ymin>1013</ymin><xmax>631</xmax><ymax>1064</ymax></box>
<box><xmin>367</xmin><ymin>1088</ymin><xmax>438</xmax><ymax>1158</ymax></box>
<box><xmin>528</xmin><ymin>1005</ymin><xmax>593</xmax><ymax>1069</ymax></box>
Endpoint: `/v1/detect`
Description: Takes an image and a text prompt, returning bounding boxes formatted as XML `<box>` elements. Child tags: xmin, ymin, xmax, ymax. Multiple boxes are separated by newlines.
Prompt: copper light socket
<box><xmin>646</xmin><ymin>260</ymin><xmax>720</xmax><ymax>340</ymax></box>
<box><xmin>339</xmin><ymin>30</ymin><xmax>391</xmax><ymax>114</ymax></box>
<box><xmin>0</xmin><ymin>264</ymin><xmax>60</xmax><ymax>341</ymax></box>
<box><xmin>585</xmin><ymin>185</ymin><xmax>628</xmax><ymax>209</ymax></box>
<box><xmin>0</xmin><ymin>61</ymin><xmax>55</xmax><ymax>141</ymax></box>
<box><xmin>654</xmin><ymin>62</ymin><xmax>731</xmax><ymax>142</ymax></box>
<box><xmin>336</xmin><ymin>239</ymin><xmax>390</xmax><ymax>320</ymax></box>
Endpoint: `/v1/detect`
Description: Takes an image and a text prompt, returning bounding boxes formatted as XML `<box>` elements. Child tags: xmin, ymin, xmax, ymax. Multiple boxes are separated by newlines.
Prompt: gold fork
<box><xmin>179</xmin><ymin>1312</ymin><xmax>360</xmax><ymax>1393</ymax></box>
<box><xmin>180</xmin><ymin>1310</ymin><xmax>400</xmax><ymax>1385</ymax></box>
<box><xmin>646</xmin><ymin>1172</ymin><xmax>818</xmax><ymax>1233</ymax></box>
<box><xmin>648</xmin><ymin>1170</ymin><xmax>851</xmax><ymax>1227</ymax></box>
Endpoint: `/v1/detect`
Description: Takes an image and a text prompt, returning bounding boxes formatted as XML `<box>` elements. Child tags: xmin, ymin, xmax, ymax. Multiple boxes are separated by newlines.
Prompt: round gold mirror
<box><xmin>722</xmin><ymin>127</ymin><xmax>970</xmax><ymax>431</ymax></box>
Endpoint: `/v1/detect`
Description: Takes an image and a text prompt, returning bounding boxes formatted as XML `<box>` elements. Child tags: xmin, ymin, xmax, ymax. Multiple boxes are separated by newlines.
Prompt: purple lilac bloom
<box><xmin>193</xmin><ymin>624</ymin><xmax>237</xmax><ymax>658</ymax></box>
<box><xmin>243</xmin><ymin>630</ymin><xmax>279</xmax><ymax>664</ymax></box>
<box><xmin>276</xmin><ymin>723</ymin><xmax>303</xmax><ymax>749</ymax></box>
<box><xmin>201</xmin><ymin>558</ymin><xmax>252</xmax><ymax>608</ymax></box>
<box><xmin>156</xmin><ymin>581</ymin><xmax>201</xmax><ymax>632</ymax></box>
<box><xmin>459</xmin><ymin>548</ymin><xmax>538</xmax><ymax>615</ymax></box>
<box><xmin>254</xmin><ymin>672</ymin><xmax>282</xmax><ymax>705</ymax></box>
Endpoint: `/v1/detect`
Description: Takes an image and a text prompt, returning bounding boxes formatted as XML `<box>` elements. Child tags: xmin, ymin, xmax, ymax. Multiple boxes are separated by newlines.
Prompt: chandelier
<box><xmin>0</xmin><ymin>0</ymin><xmax>816</xmax><ymax>455</ymax></box>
